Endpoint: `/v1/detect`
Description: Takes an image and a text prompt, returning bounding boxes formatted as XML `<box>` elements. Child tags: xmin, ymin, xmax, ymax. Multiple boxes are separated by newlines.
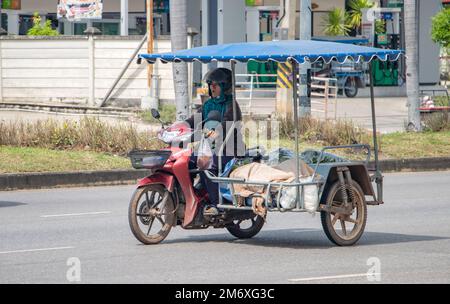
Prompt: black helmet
<box><xmin>204</xmin><ymin>68</ymin><xmax>233</xmax><ymax>94</ymax></box>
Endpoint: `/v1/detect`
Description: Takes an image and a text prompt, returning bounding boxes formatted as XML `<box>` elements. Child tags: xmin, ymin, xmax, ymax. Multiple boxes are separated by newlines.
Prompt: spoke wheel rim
<box><xmin>328</xmin><ymin>187</ymin><xmax>365</xmax><ymax>241</ymax></box>
<box><xmin>135</xmin><ymin>188</ymin><xmax>171</xmax><ymax>240</ymax></box>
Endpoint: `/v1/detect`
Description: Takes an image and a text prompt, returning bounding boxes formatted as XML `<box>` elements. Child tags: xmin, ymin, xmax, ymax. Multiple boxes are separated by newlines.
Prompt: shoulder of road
<box><xmin>1</xmin><ymin>157</ymin><xmax>450</xmax><ymax>191</ymax></box>
<box><xmin>1</xmin><ymin>103</ymin><xmax>449</xmax><ymax>190</ymax></box>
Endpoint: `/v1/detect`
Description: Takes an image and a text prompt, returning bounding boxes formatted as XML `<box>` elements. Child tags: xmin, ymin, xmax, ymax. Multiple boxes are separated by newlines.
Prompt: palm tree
<box><xmin>170</xmin><ymin>0</ymin><xmax>189</xmax><ymax>121</ymax></box>
<box><xmin>346</xmin><ymin>0</ymin><xmax>375</xmax><ymax>35</ymax></box>
<box><xmin>322</xmin><ymin>8</ymin><xmax>350</xmax><ymax>36</ymax></box>
<box><xmin>404</xmin><ymin>0</ymin><xmax>421</xmax><ymax>131</ymax></box>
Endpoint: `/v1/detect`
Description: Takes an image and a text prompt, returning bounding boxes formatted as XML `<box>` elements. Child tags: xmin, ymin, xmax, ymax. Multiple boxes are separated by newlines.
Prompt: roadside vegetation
<box><xmin>0</xmin><ymin>146</ymin><xmax>129</xmax><ymax>174</ymax></box>
<box><xmin>0</xmin><ymin>118</ymin><xmax>164</xmax><ymax>156</ymax></box>
<box><xmin>27</xmin><ymin>12</ymin><xmax>59</xmax><ymax>36</ymax></box>
<box><xmin>0</xmin><ymin>114</ymin><xmax>449</xmax><ymax>173</ymax></box>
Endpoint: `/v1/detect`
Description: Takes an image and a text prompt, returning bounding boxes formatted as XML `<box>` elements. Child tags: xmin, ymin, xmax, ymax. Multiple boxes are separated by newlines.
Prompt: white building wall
<box><xmin>0</xmin><ymin>36</ymin><xmax>174</xmax><ymax>105</ymax></box>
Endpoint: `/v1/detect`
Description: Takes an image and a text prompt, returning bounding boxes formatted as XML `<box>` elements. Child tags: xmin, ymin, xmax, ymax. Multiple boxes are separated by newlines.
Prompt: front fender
<box><xmin>137</xmin><ymin>172</ymin><xmax>175</xmax><ymax>193</ymax></box>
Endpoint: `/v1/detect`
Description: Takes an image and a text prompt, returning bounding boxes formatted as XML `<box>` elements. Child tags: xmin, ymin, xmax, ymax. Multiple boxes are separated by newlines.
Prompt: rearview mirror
<box><xmin>151</xmin><ymin>109</ymin><xmax>160</xmax><ymax>119</ymax></box>
<box><xmin>207</xmin><ymin>110</ymin><xmax>221</xmax><ymax>122</ymax></box>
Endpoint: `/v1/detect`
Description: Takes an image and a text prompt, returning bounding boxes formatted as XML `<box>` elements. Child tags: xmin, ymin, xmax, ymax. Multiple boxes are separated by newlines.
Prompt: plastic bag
<box><xmin>279</xmin><ymin>186</ymin><xmax>297</xmax><ymax>209</ymax></box>
<box><xmin>196</xmin><ymin>137</ymin><xmax>213</xmax><ymax>170</ymax></box>
<box><xmin>278</xmin><ymin>177</ymin><xmax>319</xmax><ymax>214</ymax></box>
<box><xmin>302</xmin><ymin>177</ymin><xmax>319</xmax><ymax>215</ymax></box>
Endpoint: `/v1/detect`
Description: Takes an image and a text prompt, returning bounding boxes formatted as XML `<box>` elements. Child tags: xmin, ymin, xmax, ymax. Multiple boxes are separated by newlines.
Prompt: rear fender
<box><xmin>138</xmin><ymin>172</ymin><xmax>175</xmax><ymax>193</ymax></box>
<box><xmin>320</xmin><ymin>164</ymin><xmax>374</xmax><ymax>204</ymax></box>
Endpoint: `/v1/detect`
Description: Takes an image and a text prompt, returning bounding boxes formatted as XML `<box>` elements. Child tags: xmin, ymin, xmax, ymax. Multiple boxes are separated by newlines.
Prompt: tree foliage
<box><xmin>27</xmin><ymin>13</ymin><xmax>59</xmax><ymax>36</ymax></box>
<box><xmin>431</xmin><ymin>7</ymin><xmax>450</xmax><ymax>50</ymax></box>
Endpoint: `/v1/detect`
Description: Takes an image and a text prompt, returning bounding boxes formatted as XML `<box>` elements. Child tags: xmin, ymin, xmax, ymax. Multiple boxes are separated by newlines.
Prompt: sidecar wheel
<box><xmin>320</xmin><ymin>180</ymin><xmax>367</xmax><ymax>246</ymax></box>
<box><xmin>226</xmin><ymin>214</ymin><xmax>265</xmax><ymax>239</ymax></box>
<box><xmin>128</xmin><ymin>185</ymin><xmax>175</xmax><ymax>245</ymax></box>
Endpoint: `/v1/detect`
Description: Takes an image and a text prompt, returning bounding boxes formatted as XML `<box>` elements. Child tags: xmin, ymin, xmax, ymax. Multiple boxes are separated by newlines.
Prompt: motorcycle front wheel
<box><xmin>128</xmin><ymin>184</ymin><xmax>176</xmax><ymax>245</ymax></box>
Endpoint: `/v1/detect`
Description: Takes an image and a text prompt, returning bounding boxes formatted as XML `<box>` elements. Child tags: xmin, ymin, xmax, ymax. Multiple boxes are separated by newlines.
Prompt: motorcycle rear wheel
<box><xmin>128</xmin><ymin>184</ymin><xmax>176</xmax><ymax>245</ymax></box>
<box><xmin>226</xmin><ymin>213</ymin><xmax>265</xmax><ymax>239</ymax></box>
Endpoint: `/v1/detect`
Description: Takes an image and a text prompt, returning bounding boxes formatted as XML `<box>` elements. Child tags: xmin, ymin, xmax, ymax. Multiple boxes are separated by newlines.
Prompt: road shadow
<box><xmin>0</xmin><ymin>201</ymin><xmax>27</xmax><ymax>208</ymax></box>
<box><xmin>163</xmin><ymin>228</ymin><xmax>449</xmax><ymax>250</ymax></box>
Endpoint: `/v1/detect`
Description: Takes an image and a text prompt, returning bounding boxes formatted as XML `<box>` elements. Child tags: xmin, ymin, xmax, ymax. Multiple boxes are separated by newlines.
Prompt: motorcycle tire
<box><xmin>226</xmin><ymin>213</ymin><xmax>265</xmax><ymax>239</ymax></box>
<box><xmin>128</xmin><ymin>184</ymin><xmax>176</xmax><ymax>245</ymax></box>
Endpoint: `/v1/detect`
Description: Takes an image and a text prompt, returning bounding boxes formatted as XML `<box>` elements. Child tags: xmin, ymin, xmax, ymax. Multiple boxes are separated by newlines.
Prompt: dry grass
<box><xmin>278</xmin><ymin>115</ymin><xmax>373</xmax><ymax>147</ymax></box>
<box><xmin>0</xmin><ymin>117</ymin><xmax>164</xmax><ymax>156</ymax></box>
<box><xmin>422</xmin><ymin>112</ymin><xmax>450</xmax><ymax>132</ymax></box>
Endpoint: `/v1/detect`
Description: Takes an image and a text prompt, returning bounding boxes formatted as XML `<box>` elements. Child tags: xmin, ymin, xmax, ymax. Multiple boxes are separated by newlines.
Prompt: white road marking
<box><xmin>288</xmin><ymin>273</ymin><xmax>381</xmax><ymax>282</ymax></box>
<box><xmin>40</xmin><ymin>211</ymin><xmax>112</xmax><ymax>218</ymax></box>
<box><xmin>0</xmin><ymin>246</ymin><xmax>74</xmax><ymax>255</ymax></box>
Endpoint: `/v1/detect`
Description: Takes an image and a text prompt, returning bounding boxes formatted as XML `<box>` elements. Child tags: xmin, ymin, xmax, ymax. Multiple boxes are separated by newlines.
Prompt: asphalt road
<box><xmin>1</xmin><ymin>171</ymin><xmax>449</xmax><ymax>284</ymax></box>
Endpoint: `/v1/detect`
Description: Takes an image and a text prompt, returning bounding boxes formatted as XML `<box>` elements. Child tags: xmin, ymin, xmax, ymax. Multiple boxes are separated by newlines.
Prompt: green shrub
<box><xmin>431</xmin><ymin>7</ymin><xmax>450</xmax><ymax>49</ymax></box>
<box><xmin>433</xmin><ymin>96</ymin><xmax>450</xmax><ymax>107</ymax></box>
<box><xmin>27</xmin><ymin>13</ymin><xmax>59</xmax><ymax>36</ymax></box>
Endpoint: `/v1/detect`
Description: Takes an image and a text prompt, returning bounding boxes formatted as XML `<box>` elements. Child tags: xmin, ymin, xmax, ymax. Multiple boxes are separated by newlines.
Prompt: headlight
<box><xmin>159</xmin><ymin>130</ymin><xmax>180</xmax><ymax>143</ymax></box>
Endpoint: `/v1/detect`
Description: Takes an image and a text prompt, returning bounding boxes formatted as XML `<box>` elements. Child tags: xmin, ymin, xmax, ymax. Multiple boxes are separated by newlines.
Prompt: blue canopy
<box><xmin>139</xmin><ymin>40</ymin><xmax>403</xmax><ymax>64</ymax></box>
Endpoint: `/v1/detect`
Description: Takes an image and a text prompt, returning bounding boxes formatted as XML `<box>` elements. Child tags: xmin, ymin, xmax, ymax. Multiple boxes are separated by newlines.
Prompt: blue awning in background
<box><xmin>312</xmin><ymin>36</ymin><xmax>370</xmax><ymax>45</ymax></box>
<box><xmin>139</xmin><ymin>40</ymin><xmax>403</xmax><ymax>64</ymax></box>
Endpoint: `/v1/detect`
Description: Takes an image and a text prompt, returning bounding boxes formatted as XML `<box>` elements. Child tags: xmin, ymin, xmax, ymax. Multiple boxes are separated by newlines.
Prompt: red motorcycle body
<box><xmin>136</xmin><ymin>125</ymin><xmax>208</xmax><ymax>228</ymax></box>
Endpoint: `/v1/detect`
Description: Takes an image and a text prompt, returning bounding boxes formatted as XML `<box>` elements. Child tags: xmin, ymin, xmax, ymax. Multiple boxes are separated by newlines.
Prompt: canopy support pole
<box><xmin>291</xmin><ymin>59</ymin><xmax>301</xmax><ymax>206</ymax></box>
<box><xmin>218</xmin><ymin>61</ymin><xmax>237</xmax><ymax>178</ymax></box>
<box><xmin>231</xmin><ymin>60</ymin><xmax>237</xmax><ymax>122</ymax></box>
<box><xmin>215</xmin><ymin>60</ymin><xmax>238</xmax><ymax>207</ymax></box>
<box><xmin>369</xmin><ymin>62</ymin><xmax>383</xmax><ymax>203</ymax></box>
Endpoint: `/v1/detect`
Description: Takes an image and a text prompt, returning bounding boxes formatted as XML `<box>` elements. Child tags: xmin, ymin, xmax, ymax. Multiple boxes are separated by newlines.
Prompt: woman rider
<box><xmin>185</xmin><ymin>67</ymin><xmax>245</xmax><ymax>216</ymax></box>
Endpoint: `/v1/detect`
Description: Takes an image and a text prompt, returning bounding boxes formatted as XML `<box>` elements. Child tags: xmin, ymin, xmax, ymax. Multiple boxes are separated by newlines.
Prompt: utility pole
<box><xmin>187</xmin><ymin>27</ymin><xmax>199</xmax><ymax>117</ymax></box>
<box><xmin>120</xmin><ymin>0</ymin><xmax>129</xmax><ymax>36</ymax></box>
<box><xmin>298</xmin><ymin>0</ymin><xmax>311</xmax><ymax>118</ymax></box>
<box><xmin>146</xmin><ymin>0</ymin><xmax>154</xmax><ymax>89</ymax></box>
<box><xmin>404</xmin><ymin>0</ymin><xmax>421</xmax><ymax>131</ymax></box>
<box><xmin>170</xmin><ymin>0</ymin><xmax>189</xmax><ymax>121</ymax></box>
<box><xmin>141</xmin><ymin>0</ymin><xmax>159</xmax><ymax>110</ymax></box>
<box><xmin>275</xmin><ymin>0</ymin><xmax>296</xmax><ymax>118</ymax></box>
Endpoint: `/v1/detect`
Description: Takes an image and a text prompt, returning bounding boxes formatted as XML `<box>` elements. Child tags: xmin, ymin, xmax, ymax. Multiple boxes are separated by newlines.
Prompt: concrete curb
<box><xmin>0</xmin><ymin>101</ymin><xmax>138</xmax><ymax>117</ymax></box>
<box><xmin>1</xmin><ymin>157</ymin><xmax>450</xmax><ymax>191</ymax></box>
<box><xmin>0</xmin><ymin>169</ymin><xmax>149</xmax><ymax>191</ymax></box>
<box><xmin>375</xmin><ymin>157</ymin><xmax>450</xmax><ymax>173</ymax></box>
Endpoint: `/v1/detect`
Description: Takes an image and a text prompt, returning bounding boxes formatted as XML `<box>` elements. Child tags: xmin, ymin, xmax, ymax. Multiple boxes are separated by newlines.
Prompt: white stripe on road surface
<box><xmin>0</xmin><ymin>246</ymin><xmax>74</xmax><ymax>255</ymax></box>
<box><xmin>40</xmin><ymin>211</ymin><xmax>111</xmax><ymax>218</ymax></box>
<box><xmin>288</xmin><ymin>273</ymin><xmax>381</xmax><ymax>282</ymax></box>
